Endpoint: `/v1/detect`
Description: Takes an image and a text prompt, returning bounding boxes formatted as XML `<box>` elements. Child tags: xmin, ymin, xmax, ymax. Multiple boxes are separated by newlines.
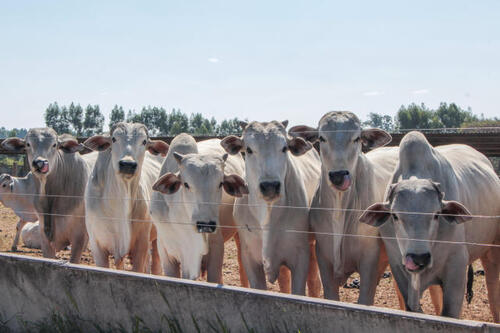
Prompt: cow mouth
<box><xmin>332</xmin><ymin>175</ymin><xmax>351</xmax><ymax>191</ymax></box>
<box><xmin>196</xmin><ymin>221</ymin><xmax>217</xmax><ymax>233</ymax></box>
<box><xmin>404</xmin><ymin>256</ymin><xmax>426</xmax><ymax>273</ymax></box>
<box><xmin>34</xmin><ymin>161</ymin><xmax>50</xmax><ymax>174</ymax></box>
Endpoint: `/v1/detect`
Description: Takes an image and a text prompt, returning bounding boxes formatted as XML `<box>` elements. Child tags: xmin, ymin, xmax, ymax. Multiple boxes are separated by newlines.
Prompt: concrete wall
<box><xmin>0</xmin><ymin>253</ymin><xmax>498</xmax><ymax>332</ymax></box>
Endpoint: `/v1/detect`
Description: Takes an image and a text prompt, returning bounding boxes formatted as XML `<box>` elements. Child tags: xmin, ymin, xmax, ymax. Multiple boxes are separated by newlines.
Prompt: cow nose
<box><xmin>328</xmin><ymin>170</ymin><xmax>349</xmax><ymax>186</ymax></box>
<box><xmin>118</xmin><ymin>160</ymin><xmax>138</xmax><ymax>174</ymax></box>
<box><xmin>196</xmin><ymin>221</ymin><xmax>217</xmax><ymax>233</ymax></box>
<box><xmin>259</xmin><ymin>181</ymin><xmax>281</xmax><ymax>199</ymax></box>
<box><xmin>32</xmin><ymin>158</ymin><xmax>49</xmax><ymax>174</ymax></box>
<box><xmin>406</xmin><ymin>253</ymin><xmax>431</xmax><ymax>270</ymax></box>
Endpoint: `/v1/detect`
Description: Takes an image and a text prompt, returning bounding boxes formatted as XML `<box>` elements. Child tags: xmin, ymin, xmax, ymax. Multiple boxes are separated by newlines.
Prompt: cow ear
<box><xmin>361</xmin><ymin>129</ymin><xmax>392</xmax><ymax>150</ymax></box>
<box><xmin>58</xmin><ymin>135</ymin><xmax>84</xmax><ymax>153</ymax></box>
<box><xmin>359</xmin><ymin>202</ymin><xmax>391</xmax><ymax>227</ymax></box>
<box><xmin>440</xmin><ymin>200</ymin><xmax>472</xmax><ymax>224</ymax></box>
<box><xmin>147</xmin><ymin>140</ymin><xmax>169</xmax><ymax>156</ymax></box>
<box><xmin>84</xmin><ymin>135</ymin><xmax>112</xmax><ymax>151</ymax></box>
<box><xmin>173</xmin><ymin>152</ymin><xmax>184</xmax><ymax>164</ymax></box>
<box><xmin>223</xmin><ymin>174</ymin><xmax>249</xmax><ymax>197</ymax></box>
<box><xmin>289</xmin><ymin>125</ymin><xmax>318</xmax><ymax>142</ymax></box>
<box><xmin>239</xmin><ymin>121</ymin><xmax>248</xmax><ymax>130</ymax></box>
<box><xmin>281</xmin><ymin>120</ymin><xmax>289</xmax><ymax>129</ymax></box>
<box><xmin>221</xmin><ymin>136</ymin><xmax>244</xmax><ymax>155</ymax></box>
<box><xmin>287</xmin><ymin>137</ymin><xmax>312</xmax><ymax>156</ymax></box>
<box><xmin>2</xmin><ymin>137</ymin><xmax>26</xmax><ymax>154</ymax></box>
<box><xmin>153</xmin><ymin>173</ymin><xmax>182</xmax><ymax>195</ymax></box>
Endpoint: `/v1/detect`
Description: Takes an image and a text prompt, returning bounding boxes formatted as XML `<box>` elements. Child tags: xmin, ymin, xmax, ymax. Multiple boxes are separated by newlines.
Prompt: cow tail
<box><xmin>466</xmin><ymin>265</ymin><xmax>474</xmax><ymax>304</ymax></box>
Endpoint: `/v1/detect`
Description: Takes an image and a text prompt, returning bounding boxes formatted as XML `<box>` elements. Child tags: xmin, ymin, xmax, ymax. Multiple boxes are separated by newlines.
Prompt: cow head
<box><xmin>221</xmin><ymin>120</ymin><xmax>312</xmax><ymax>203</ymax></box>
<box><xmin>359</xmin><ymin>178</ymin><xmax>472</xmax><ymax>273</ymax></box>
<box><xmin>153</xmin><ymin>152</ymin><xmax>248</xmax><ymax>235</ymax></box>
<box><xmin>0</xmin><ymin>174</ymin><xmax>14</xmax><ymax>193</ymax></box>
<box><xmin>2</xmin><ymin>128</ymin><xmax>84</xmax><ymax>179</ymax></box>
<box><xmin>84</xmin><ymin>122</ymin><xmax>168</xmax><ymax>180</ymax></box>
<box><xmin>289</xmin><ymin>111</ymin><xmax>391</xmax><ymax>192</ymax></box>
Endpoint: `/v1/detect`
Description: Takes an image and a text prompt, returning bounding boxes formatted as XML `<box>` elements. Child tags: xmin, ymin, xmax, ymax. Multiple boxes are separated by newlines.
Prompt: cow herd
<box><xmin>0</xmin><ymin>111</ymin><xmax>498</xmax><ymax>322</ymax></box>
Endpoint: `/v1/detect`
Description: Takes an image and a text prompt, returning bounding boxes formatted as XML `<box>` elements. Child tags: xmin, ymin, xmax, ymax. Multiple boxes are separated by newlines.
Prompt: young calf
<box><xmin>360</xmin><ymin>131</ymin><xmax>500</xmax><ymax>321</ymax></box>
<box><xmin>2</xmin><ymin>129</ymin><xmax>95</xmax><ymax>263</ymax></box>
<box><xmin>84</xmin><ymin>123</ymin><xmax>168</xmax><ymax>273</ymax></box>
<box><xmin>151</xmin><ymin>134</ymin><xmax>248</xmax><ymax>283</ymax></box>
<box><xmin>221</xmin><ymin>120</ymin><xmax>321</xmax><ymax>296</ymax></box>
<box><xmin>0</xmin><ymin>173</ymin><xmax>38</xmax><ymax>251</ymax></box>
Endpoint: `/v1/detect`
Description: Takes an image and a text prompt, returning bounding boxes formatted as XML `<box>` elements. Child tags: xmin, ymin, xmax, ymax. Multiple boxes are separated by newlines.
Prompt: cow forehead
<box><xmin>392</xmin><ymin>181</ymin><xmax>441</xmax><ymax>213</ymax></box>
<box><xmin>112</xmin><ymin>123</ymin><xmax>148</xmax><ymax>138</ymax></box>
<box><xmin>243</xmin><ymin>122</ymin><xmax>287</xmax><ymax>146</ymax></box>
<box><xmin>182</xmin><ymin>155</ymin><xmax>224</xmax><ymax>178</ymax></box>
<box><xmin>319</xmin><ymin>112</ymin><xmax>361</xmax><ymax>140</ymax></box>
<box><xmin>26</xmin><ymin>128</ymin><xmax>57</xmax><ymax>145</ymax></box>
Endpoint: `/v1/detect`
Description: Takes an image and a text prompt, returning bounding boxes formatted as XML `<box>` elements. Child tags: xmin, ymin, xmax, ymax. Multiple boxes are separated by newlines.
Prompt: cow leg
<box><xmin>316</xmin><ymin>238</ymin><xmax>339</xmax><ymax>300</ymax></box>
<box><xmin>39</xmin><ymin>226</ymin><xmax>56</xmax><ymax>259</ymax></box>
<box><xmin>69</xmin><ymin>227</ymin><xmax>88</xmax><ymax>264</ymax></box>
<box><xmin>234</xmin><ymin>233</ymin><xmax>249</xmax><ymax>287</ymax></box>
<box><xmin>358</xmin><ymin>241</ymin><xmax>383</xmax><ymax>305</ymax></box>
<box><xmin>11</xmin><ymin>219</ymin><xmax>27</xmax><ymax>251</ymax></box>
<box><xmin>150</xmin><ymin>239</ymin><xmax>162</xmax><ymax>275</ymax></box>
<box><xmin>89</xmin><ymin>238</ymin><xmax>110</xmax><ymax>268</ymax></box>
<box><xmin>306</xmin><ymin>237</ymin><xmax>321</xmax><ymax>297</ymax></box>
<box><xmin>429</xmin><ymin>285</ymin><xmax>443</xmax><ymax>315</ymax></box>
<box><xmin>130</xmin><ymin>233</ymin><xmax>150</xmax><ymax>273</ymax></box>
<box><xmin>482</xmin><ymin>253</ymin><xmax>500</xmax><ymax>323</ymax></box>
<box><xmin>239</xmin><ymin>233</ymin><xmax>267</xmax><ymax>290</ymax></box>
<box><xmin>206</xmin><ymin>231</ymin><xmax>224</xmax><ymax>284</ymax></box>
<box><xmin>289</xmin><ymin>247</ymin><xmax>309</xmax><ymax>296</ymax></box>
<box><xmin>441</xmin><ymin>265</ymin><xmax>466</xmax><ymax>318</ymax></box>
<box><xmin>278</xmin><ymin>266</ymin><xmax>291</xmax><ymax>293</ymax></box>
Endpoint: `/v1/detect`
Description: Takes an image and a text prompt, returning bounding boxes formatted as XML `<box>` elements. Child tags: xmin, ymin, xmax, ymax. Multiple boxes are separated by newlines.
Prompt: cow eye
<box><xmin>26</xmin><ymin>143</ymin><xmax>30</xmax><ymax>147</ymax></box>
<box><xmin>219</xmin><ymin>182</ymin><xmax>223</xmax><ymax>188</ymax></box>
<box><xmin>184</xmin><ymin>182</ymin><xmax>190</xmax><ymax>189</ymax></box>
<box><xmin>246</xmin><ymin>147</ymin><xmax>253</xmax><ymax>154</ymax></box>
<box><xmin>392</xmin><ymin>214</ymin><xmax>399</xmax><ymax>221</ymax></box>
<box><xmin>354</xmin><ymin>137</ymin><xmax>361</xmax><ymax>143</ymax></box>
<box><xmin>52</xmin><ymin>143</ymin><xmax>57</xmax><ymax>148</ymax></box>
<box><xmin>433</xmin><ymin>213</ymin><xmax>439</xmax><ymax>220</ymax></box>
<box><xmin>2</xmin><ymin>184</ymin><xmax>5</xmax><ymax>188</ymax></box>
<box><xmin>142</xmin><ymin>139</ymin><xmax>147</xmax><ymax>146</ymax></box>
<box><xmin>319</xmin><ymin>136</ymin><xmax>326</xmax><ymax>142</ymax></box>
<box><xmin>112</xmin><ymin>137</ymin><xmax>116</xmax><ymax>143</ymax></box>
<box><xmin>282</xmin><ymin>146</ymin><xmax>288</xmax><ymax>153</ymax></box>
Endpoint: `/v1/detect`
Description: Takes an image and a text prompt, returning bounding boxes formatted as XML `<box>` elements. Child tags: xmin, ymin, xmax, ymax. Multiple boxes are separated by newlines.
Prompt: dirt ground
<box><xmin>0</xmin><ymin>203</ymin><xmax>494</xmax><ymax>323</ymax></box>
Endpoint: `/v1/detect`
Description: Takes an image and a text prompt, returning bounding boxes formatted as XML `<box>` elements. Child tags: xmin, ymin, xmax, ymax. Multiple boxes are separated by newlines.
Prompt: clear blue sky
<box><xmin>1</xmin><ymin>0</ymin><xmax>499</xmax><ymax>129</ymax></box>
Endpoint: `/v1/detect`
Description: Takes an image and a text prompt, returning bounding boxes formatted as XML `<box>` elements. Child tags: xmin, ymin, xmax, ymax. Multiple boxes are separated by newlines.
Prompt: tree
<box><xmin>363</xmin><ymin>113</ymin><xmax>395</xmax><ymax>131</ymax></box>
<box><xmin>395</xmin><ymin>103</ymin><xmax>441</xmax><ymax>130</ymax></box>
<box><xmin>435</xmin><ymin>103</ymin><xmax>477</xmax><ymax>128</ymax></box>
<box><xmin>83</xmin><ymin>105</ymin><xmax>105</xmax><ymax>136</ymax></box>
<box><xmin>168</xmin><ymin>109</ymin><xmax>189</xmax><ymax>135</ymax></box>
<box><xmin>109</xmin><ymin>105</ymin><xmax>125</xmax><ymax>131</ymax></box>
<box><xmin>45</xmin><ymin>102</ymin><xmax>61</xmax><ymax>131</ymax></box>
<box><xmin>217</xmin><ymin>118</ymin><xmax>243</xmax><ymax>136</ymax></box>
<box><xmin>68</xmin><ymin>103</ymin><xmax>84</xmax><ymax>136</ymax></box>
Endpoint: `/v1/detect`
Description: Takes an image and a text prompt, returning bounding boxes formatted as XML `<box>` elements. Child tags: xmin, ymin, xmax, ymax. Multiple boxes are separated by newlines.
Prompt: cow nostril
<box><xmin>118</xmin><ymin>160</ymin><xmax>138</xmax><ymax>173</ymax></box>
<box><xmin>259</xmin><ymin>181</ymin><xmax>281</xmax><ymax>196</ymax></box>
<box><xmin>196</xmin><ymin>221</ymin><xmax>217</xmax><ymax>233</ymax></box>
<box><xmin>409</xmin><ymin>252</ymin><xmax>431</xmax><ymax>267</ymax></box>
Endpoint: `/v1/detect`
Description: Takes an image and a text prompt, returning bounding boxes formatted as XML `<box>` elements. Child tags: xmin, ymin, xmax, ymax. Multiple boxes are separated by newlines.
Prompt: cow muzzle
<box><xmin>118</xmin><ymin>160</ymin><xmax>138</xmax><ymax>175</ymax></box>
<box><xmin>32</xmin><ymin>158</ymin><xmax>50</xmax><ymax>174</ymax></box>
<box><xmin>328</xmin><ymin>170</ymin><xmax>352</xmax><ymax>191</ymax></box>
<box><xmin>404</xmin><ymin>252</ymin><xmax>431</xmax><ymax>272</ymax></box>
<box><xmin>259</xmin><ymin>181</ymin><xmax>281</xmax><ymax>201</ymax></box>
<box><xmin>196</xmin><ymin>221</ymin><xmax>217</xmax><ymax>233</ymax></box>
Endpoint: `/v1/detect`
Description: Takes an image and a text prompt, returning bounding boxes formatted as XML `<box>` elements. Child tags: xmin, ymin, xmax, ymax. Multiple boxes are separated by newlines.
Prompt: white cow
<box><xmin>83</xmin><ymin>123</ymin><xmax>168</xmax><ymax>273</ymax></box>
<box><xmin>221</xmin><ymin>120</ymin><xmax>322</xmax><ymax>296</ymax></box>
<box><xmin>21</xmin><ymin>222</ymin><xmax>41</xmax><ymax>249</ymax></box>
<box><xmin>2</xmin><ymin>129</ymin><xmax>96</xmax><ymax>263</ymax></box>
<box><xmin>289</xmin><ymin>111</ymin><xmax>399</xmax><ymax>304</ymax></box>
<box><xmin>0</xmin><ymin>173</ymin><xmax>38</xmax><ymax>251</ymax></box>
<box><xmin>151</xmin><ymin>134</ymin><xmax>248</xmax><ymax>283</ymax></box>
<box><xmin>360</xmin><ymin>131</ymin><xmax>500</xmax><ymax>321</ymax></box>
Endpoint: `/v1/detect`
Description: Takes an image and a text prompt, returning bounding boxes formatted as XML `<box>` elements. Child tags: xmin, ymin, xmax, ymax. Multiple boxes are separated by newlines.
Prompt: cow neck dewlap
<box><xmin>408</xmin><ymin>273</ymin><xmax>421</xmax><ymax>312</ymax></box>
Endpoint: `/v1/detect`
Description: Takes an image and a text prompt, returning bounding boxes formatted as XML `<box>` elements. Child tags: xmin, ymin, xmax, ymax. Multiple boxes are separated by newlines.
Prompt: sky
<box><xmin>1</xmin><ymin>0</ymin><xmax>499</xmax><ymax>129</ymax></box>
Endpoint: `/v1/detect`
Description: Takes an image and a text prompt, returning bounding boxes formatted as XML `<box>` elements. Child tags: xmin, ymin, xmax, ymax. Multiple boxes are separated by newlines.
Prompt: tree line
<box><xmin>363</xmin><ymin>102</ymin><xmax>499</xmax><ymax>131</ymax></box>
<box><xmin>1</xmin><ymin>101</ymin><xmax>498</xmax><ymax>139</ymax></box>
